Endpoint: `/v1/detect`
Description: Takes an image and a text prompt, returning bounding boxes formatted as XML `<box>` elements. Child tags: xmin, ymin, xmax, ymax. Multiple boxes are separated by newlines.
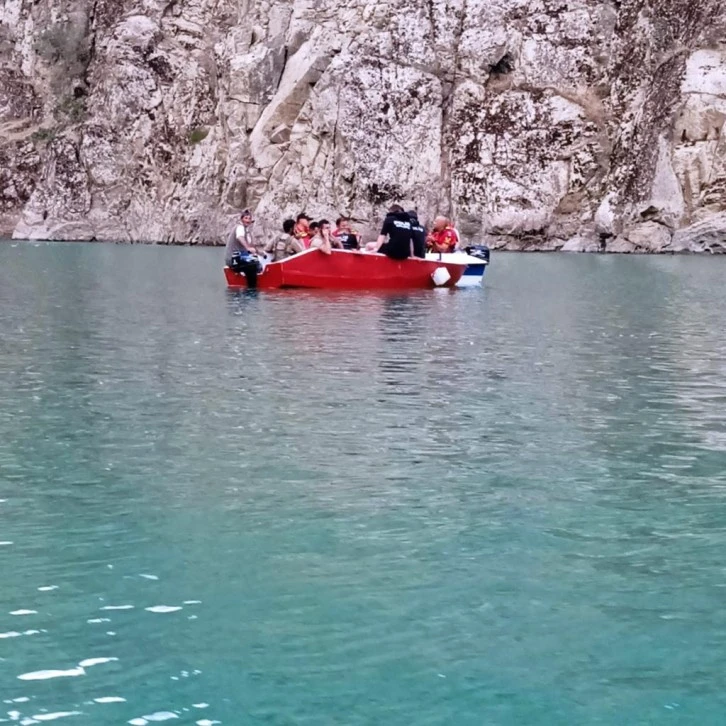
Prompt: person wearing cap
<box><xmin>427</xmin><ymin>215</ymin><xmax>459</xmax><ymax>253</ymax></box>
<box><xmin>225</xmin><ymin>209</ymin><xmax>260</xmax><ymax>266</ymax></box>
<box><xmin>293</xmin><ymin>213</ymin><xmax>314</xmax><ymax>249</ymax></box>
<box><xmin>408</xmin><ymin>210</ymin><xmax>426</xmax><ymax>258</ymax></box>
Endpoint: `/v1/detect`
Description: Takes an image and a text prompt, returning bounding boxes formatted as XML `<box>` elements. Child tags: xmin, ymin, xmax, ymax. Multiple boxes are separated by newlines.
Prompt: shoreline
<box><xmin>3</xmin><ymin>238</ymin><xmax>725</xmax><ymax>255</ymax></box>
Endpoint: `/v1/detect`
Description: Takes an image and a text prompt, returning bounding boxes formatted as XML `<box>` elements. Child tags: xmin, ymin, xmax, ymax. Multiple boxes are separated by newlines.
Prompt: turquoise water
<box><xmin>1</xmin><ymin>243</ymin><xmax>726</xmax><ymax>724</ymax></box>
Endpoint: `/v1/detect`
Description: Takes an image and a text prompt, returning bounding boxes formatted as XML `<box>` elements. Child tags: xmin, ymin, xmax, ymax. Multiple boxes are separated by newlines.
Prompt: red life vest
<box><xmin>429</xmin><ymin>226</ymin><xmax>458</xmax><ymax>253</ymax></box>
<box><xmin>294</xmin><ymin>223</ymin><xmax>313</xmax><ymax>249</ymax></box>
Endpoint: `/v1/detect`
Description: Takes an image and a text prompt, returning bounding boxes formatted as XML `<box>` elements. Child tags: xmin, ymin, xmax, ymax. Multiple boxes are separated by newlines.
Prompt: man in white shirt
<box><xmin>225</xmin><ymin>209</ymin><xmax>260</xmax><ymax>265</ymax></box>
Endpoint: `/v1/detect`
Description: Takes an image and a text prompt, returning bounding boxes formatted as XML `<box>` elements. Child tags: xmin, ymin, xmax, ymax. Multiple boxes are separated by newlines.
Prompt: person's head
<box><xmin>309</xmin><ymin>221</ymin><xmax>320</xmax><ymax>234</ymax></box>
<box><xmin>241</xmin><ymin>209</ymin><xmax>253</xmax><ymax>226</ymax></box>
<box><xmin>407</xmin><ymin>209</ymin><xmax>418</xmax><ymax>221</ymax></box>
<box><xmin>296</xmin><ymin>213</ymin><xmax>310</xmax><ymax>230</ymax></box>
<box><xmin>318</xmin><ymin>219</ymin><xmax>331</xmax><ymax>235</ymax></box>
<box><xmin>282</xmin><ymin>219</ymin><xmax>295</xmax><ymax>235</ymax></box>
<box><xmin>388</xmin><ymin>204</ymin><xmax>404</xmax><ymax>215</ymax></box>
<box><xmin>433</xmin><ymin>215</ymin><xmax>449</xmax><ymax>232</ymax></box>
<box><xmin>336</xmin><ymin>216</ymin><xmax>351</xmax><ymax>231</ymax></box>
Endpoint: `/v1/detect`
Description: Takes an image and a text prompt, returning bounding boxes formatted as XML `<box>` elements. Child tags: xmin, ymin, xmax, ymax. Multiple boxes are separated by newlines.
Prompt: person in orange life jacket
<box><xmin>293</xmin><ymin>213</ymin><xmax>313</xmax><ymax>248</ymax></box>
<box><xmin>309</xmin><ymin>219</ymin><xmax>343</xmax><ymax>255</ymax></box>
<box><xmin>365</xmin><ymin>204</ymin><xmax>414</xmax><ymax>259</ymax></box>
<box><xmin>427</xmin><ymin>215</ymin><xmax>459</xmax><ymax>253</ymax></box>
<box><xmin>407</xmin><ymin>209</ymin><xmax>426</xmax><ymax>258</ymax></box>
<box><xmin>333</xmin><ymin>216</ymin><xmax>360</xmax><ymax>250</ymax></box>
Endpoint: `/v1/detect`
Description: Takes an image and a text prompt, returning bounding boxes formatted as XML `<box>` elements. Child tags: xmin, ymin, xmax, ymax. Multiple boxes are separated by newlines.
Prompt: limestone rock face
<box><xmin>1</xmin><ymin>0</ymin><xmax>725</xmax><ymax>251</ymax></box>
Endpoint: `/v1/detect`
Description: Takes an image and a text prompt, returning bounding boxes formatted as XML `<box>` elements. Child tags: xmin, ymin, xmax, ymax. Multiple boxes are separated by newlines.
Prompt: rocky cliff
<box><xmin>1</xmin><ymin>0</ymin><xmax>725</xmax><ymax>252</ymax></box>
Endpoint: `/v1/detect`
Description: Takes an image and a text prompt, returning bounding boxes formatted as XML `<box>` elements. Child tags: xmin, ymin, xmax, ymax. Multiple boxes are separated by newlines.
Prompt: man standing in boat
<box><xmin>225</xmin><ymin>209</ymin><xmax>261</xmax><ymax>267</ymax></box>
<box><xmin>365</xmin><ymin>204</ymin><xmax>414</xmax><ymax>259</ymax></box>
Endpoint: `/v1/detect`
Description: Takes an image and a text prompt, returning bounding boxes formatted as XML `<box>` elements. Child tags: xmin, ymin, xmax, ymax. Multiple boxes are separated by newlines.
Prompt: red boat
<box><xmin>224</xmin><ymin>249</ymin><xmax>467</xmax><ymax>290</ymax></box>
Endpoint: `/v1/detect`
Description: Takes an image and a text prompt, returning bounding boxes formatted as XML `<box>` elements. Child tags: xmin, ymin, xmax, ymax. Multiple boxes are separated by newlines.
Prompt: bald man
<box><xmin>427</xmin><ymin>216</ymin><xmax>459</xmax><ymax>253</ymax></box>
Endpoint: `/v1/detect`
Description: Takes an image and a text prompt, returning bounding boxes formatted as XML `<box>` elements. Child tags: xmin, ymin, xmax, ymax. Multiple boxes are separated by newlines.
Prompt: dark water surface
<box><xmin>1</xmin><ymin>242</ymin><xmax>726</xmax><ymax>724</ymax></box>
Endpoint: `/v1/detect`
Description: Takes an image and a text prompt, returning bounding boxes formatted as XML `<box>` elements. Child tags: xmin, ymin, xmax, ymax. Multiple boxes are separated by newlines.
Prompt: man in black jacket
<box><xmin>366</xmin><ymin>204</ymin><xmax>414</xmax><ymax>259</ymax></box>
<box><xmin>408</xmin><ymin>209</ymin><xmax>426</xmax><ymax>258</ymax></box>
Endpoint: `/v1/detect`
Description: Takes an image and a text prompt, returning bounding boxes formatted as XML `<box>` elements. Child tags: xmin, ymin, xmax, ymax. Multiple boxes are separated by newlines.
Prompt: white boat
<box><xmin>425</xmin><ymin>247</ymin><xmax>489</xmax><ymax>287</ymax></box>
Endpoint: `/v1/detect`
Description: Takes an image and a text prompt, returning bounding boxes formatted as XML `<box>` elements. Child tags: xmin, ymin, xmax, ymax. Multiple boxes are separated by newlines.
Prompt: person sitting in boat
<box><xmin>293</xmin><ymin>213</ymin><xmax>314</xmax><ymax>249</ymax></box>
<box><xmin>269</xmin><ymin>219</ymin><xmax>305</xmax><ymax>262</ymax></box>
<box><xmin>225</xmin><ymin>209</ymin><xmax>261</xmax><ymax>267</ymax></box>
<box><xmin>427</xmin><ymin>216</ymin><xmax>459</xmax><ymax>253</ymax></box>
<box><xmin>408</xmin><ymin>210</ymin><xmax>426</xmax><ymax>258</ymax></box>
<box><xmin>333</xmin><ymin>216</ymin><xmax>360</xmax><ymax>250</ymax></box>
<box><xmin>309</xmin><ymin>219</ymin><xmax>343</xmax><ymax>255</ymax></box>
<box><xmin>365</xmin><ymin>204</ymin><xmax>414</xmax><ymax>259</ymax></box>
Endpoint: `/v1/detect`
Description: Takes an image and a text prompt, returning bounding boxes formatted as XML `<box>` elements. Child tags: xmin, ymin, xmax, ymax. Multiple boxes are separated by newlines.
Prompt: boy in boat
<box><xmin>309</xmin><ymin>219</ymin><xmax>343</xmax><ymax>255</ymax></box>
<box><xmin>293</xmin><ymin>213</ymin><xmax>313</xmax><ymax>248</ymax></box>
<box><xmin>365</xmin><ymin>204</ymin><xmax>414</xmax><ymax>259</ymax></box>
<box><xmin>408</xmin><ymin>210</ymin><xmax>426</xmax><ymax>258</ymax></box>
<box><xmin>269</xmin><ymin>219</ymin><xmax>305</xmax><ymax>262</ymax></box>
<box><xmin>427</xmin><ymin>216</ymin><xmax>459</xmax><ymax>253</ymax></box>
<box><xmin>225</xmin><ymin>209</ymin><xmax>262</xmax><ymax>266</ymax></box>
<box><xmin>333</xmin><ymin>216</ymin><xmax>360</xmax><ymax>250</ymax></box>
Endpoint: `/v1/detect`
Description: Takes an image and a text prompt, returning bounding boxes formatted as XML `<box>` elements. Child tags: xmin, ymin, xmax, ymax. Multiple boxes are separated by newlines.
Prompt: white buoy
<box><xmin>432</xmin><ymin>267</ymin><xmax>451</xmax><ymax>286</ymax></box>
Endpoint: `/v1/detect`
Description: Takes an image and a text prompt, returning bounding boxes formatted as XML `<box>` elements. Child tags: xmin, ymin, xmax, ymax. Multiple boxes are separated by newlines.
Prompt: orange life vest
<box><xmin>429</xmin><ymin>226</ymin><xmax>458</xmax><ymax>253</ymax></box>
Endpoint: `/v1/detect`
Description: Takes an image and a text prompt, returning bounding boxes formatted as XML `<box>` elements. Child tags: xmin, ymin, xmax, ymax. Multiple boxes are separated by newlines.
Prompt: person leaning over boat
<box><xmin>225</xmin><ymin>209</ymin><xmax>262</xmax><ymax>266</ymax></box>
<box><xmin>269</xmin><ymin>219</ymin><xmax>305</xmax><ymax>262</ymax></box>
<box><xmin>408</xmin><ymin>209</ymin><xmax>426</xmax><ymax>258</ymax></box>
<box><xmin>365</xmin><ymin>204</ymin><xmax>414</xmax><ymax>259</ymax></box>
<box><xmin>309</xmin><ymin>219</ymin><xmax>343</xmax><ymax>255</ymax></box>
<box><xmin>293</xmin><ymin>213</ymin><xmax>314</xmax><ymax>249</ymax></box>
<box><xmin>427</xmin><ymin>215</ymin><xmax>459</xmax><ymax>253</ymax></box>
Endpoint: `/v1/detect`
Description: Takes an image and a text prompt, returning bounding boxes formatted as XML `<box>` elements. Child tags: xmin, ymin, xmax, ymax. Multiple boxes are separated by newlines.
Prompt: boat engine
<box><xmin>230</xmin><ymin>252</ymin><xmax>262</xmax><ymax>289</ymax></box>
<box><xmin>464</xmin><ymin>244</ymin><xmax>490</xmax><ymax>263</ymax></box>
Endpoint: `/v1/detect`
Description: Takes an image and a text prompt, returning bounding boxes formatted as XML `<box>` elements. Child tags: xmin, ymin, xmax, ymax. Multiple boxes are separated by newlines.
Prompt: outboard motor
<box><xmin>230</xmin><ymin>251</ymin><xmax>262</xmax><ymax>288</ymax></box>
<box><xmin>465</xmin><ymin>244</ymin><xmax>490</xmax><ymax>263</ymax></box>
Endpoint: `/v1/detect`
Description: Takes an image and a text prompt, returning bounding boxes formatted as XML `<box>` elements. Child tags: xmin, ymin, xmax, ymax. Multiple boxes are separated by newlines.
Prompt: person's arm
<box><xmin>320</xmin><ymin>234</ymin><xmax>333</xmax><ymax>255</ymax></box>
<box><xmin>331</xmin><ymin>235</ymin><xmax>343</xmax><ymax>250</ymax></box>
<box><xmin>452</xmin><ymin>228</ymin><xmax>461</xmax><ymax>250</ymax></box>
<box><xmin>366</xmin><ymin>234</ymin><xmax>386</xmax><ymax>252</ymax></box>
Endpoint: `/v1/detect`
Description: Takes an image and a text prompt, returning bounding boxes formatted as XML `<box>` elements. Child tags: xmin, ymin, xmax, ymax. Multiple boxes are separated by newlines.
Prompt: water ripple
<box><xmin>2</xmin><ymin>246</ymin><xmax>726</xmax><ymax>723</ymax></box>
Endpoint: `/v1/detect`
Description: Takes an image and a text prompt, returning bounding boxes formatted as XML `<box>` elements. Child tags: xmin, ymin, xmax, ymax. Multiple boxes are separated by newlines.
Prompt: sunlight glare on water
<box><xmin>1</xmin><ymin>243</ymin><xmax>726</xmax><ymax>724</ymax></box>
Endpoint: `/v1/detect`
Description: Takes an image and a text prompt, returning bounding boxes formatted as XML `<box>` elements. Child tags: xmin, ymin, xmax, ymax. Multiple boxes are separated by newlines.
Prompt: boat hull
<box><xmin>225</xmin><ymin>249</ymin><xmax>466</xmax><ymax>290</ymax></box>
<box><xmin>425</xmin><ymin>251</ymin><xmax>488</xmax><ymax>287</ymax></box>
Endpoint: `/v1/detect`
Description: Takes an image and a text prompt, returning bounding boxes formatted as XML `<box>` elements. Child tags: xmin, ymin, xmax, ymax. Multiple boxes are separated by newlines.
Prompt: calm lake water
<box><xmin>1</xmin><ymin>242</ymin><xmax>726</xmax><ymax>725</ymax></box>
